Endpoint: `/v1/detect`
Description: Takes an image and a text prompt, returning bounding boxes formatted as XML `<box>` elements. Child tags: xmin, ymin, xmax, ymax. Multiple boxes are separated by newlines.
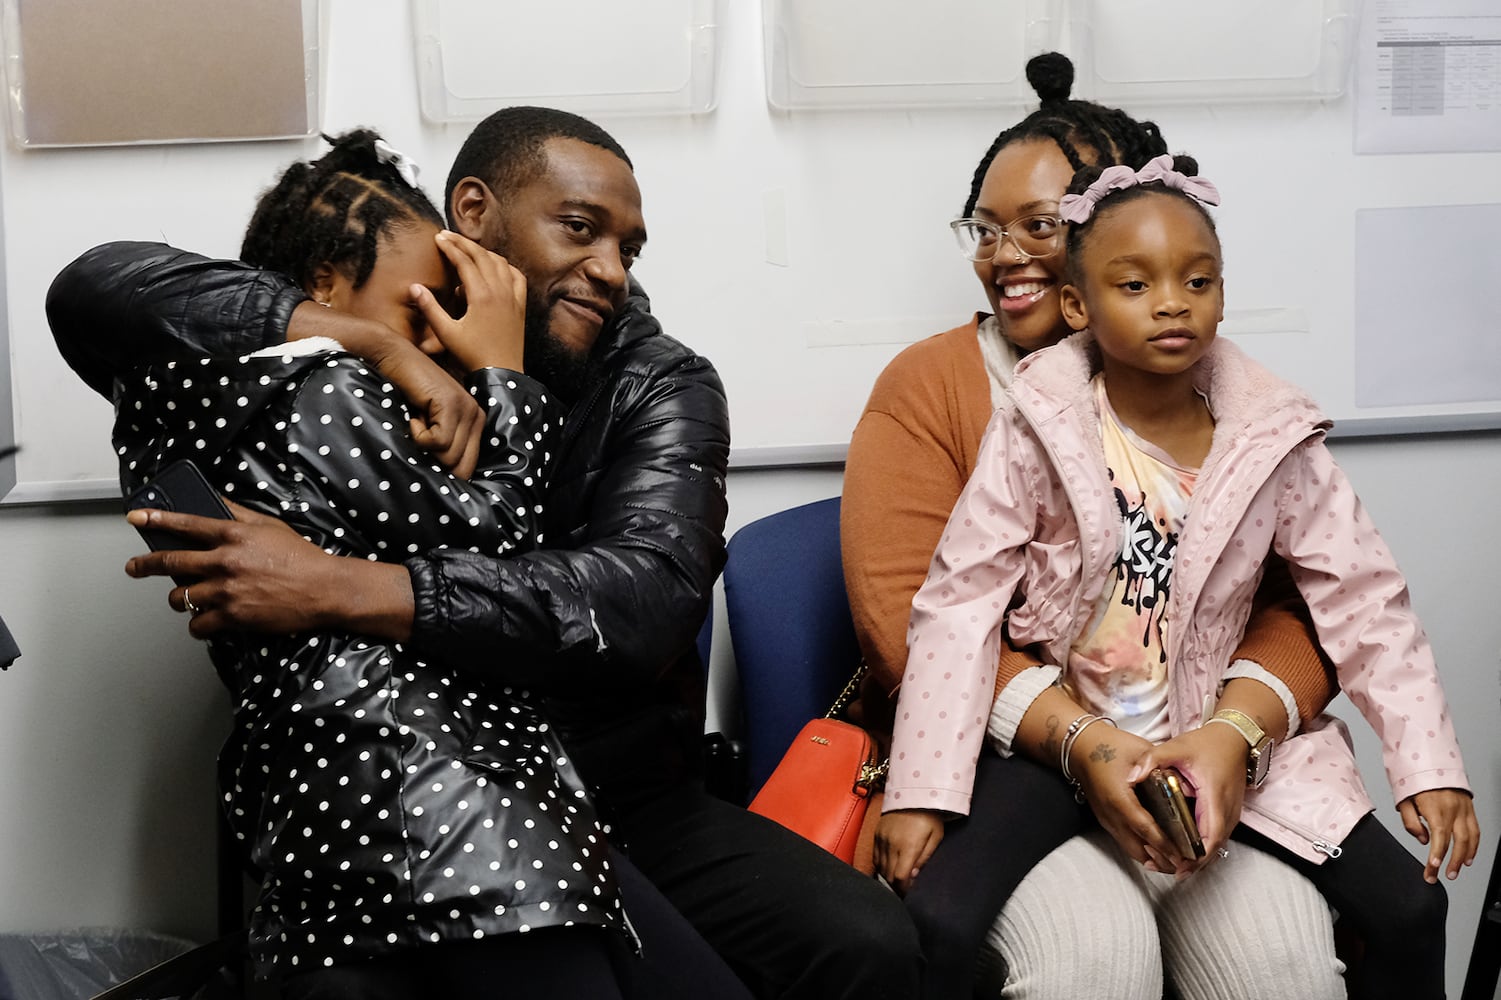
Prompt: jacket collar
<box><xmin>1010</xmin><ymin>331</ymin><xmax>1330</xmax><ymax>451</ymax></box>
<box><xmin>594</xmin><ymin>276</ymin><xmax>660</xmax><ymax>362</ymax></box>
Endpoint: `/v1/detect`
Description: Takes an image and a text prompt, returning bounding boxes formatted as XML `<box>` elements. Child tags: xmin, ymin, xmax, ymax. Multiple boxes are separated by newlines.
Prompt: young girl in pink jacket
<box><xmin>878</xmin><ymin>154</ymin><xmax>1479</xmax><ymax>998</ymax></box>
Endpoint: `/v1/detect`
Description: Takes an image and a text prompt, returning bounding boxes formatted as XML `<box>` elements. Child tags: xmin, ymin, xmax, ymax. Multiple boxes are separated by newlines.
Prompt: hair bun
<box><xmin>1171</xmin><ymin>153</ymin><xmax>1200</xmax><ymax>176</ymax></box>
<box><xmin>1026</xmin><ymin>52</ymin><xmax>1075</xmax><ymax>105</ymax></box>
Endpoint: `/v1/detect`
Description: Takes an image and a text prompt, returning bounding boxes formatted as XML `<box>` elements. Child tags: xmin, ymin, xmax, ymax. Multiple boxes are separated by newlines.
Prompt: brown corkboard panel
<box><xmin>7</xmin><ymin>0</ymin><xmax>314</xmax><ymax>146</ymax></box>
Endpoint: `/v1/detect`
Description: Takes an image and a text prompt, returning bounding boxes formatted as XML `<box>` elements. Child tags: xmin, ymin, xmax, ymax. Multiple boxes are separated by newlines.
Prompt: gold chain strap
<box><xmin>825</xmin><ymin>661</ymin><xmax>889</xmax><ymax>790</ymax></box>
<box><xmin>825</xmin><ymin>661</ymin><xmax>869</xmax><ymax>719</ymax></box>
<box><xmin>858</xmin><ymin>757</ymin><xmax>890</xmax><ymax>790</ymax></box>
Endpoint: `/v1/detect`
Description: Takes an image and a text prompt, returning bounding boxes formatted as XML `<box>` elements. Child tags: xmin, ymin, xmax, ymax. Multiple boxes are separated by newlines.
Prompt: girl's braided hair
<box><xmin>1061</xmin><ymin>153</ymin><xmax>1220</xmax><ymax>283</ymax></box>
<box><xmin>240</xmin><ymin>128</ymin><xmax>443</xmax><ymax>291</ymax></box>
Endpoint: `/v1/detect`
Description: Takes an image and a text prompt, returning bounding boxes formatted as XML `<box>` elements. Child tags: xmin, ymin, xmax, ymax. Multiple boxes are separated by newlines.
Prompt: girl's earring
<box><xmin>316</xmin><ymin>300</ymin><xmax>331</xmax><ymax>308</ymax></box>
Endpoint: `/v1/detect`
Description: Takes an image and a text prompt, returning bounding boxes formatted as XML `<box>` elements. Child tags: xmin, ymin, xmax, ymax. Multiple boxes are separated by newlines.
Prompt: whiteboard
<box><xmin>412</xmin><ymin>0</ymin><xmax>720</xmax><ymax>120</ymax></box>
<box><xmin>4</xmin><ymin>0</ymin><xmax>1501</xmax><ymax>504</ymax></box>
<box><xmin>1071</xmin><ymin>0</ymin><xmax>1357</xmax><ymax>103</ymax></box>
<box><xmin>762</xmin><ymin>0</ymin><xmax>1059</xmax><ymax>109</ymax></box>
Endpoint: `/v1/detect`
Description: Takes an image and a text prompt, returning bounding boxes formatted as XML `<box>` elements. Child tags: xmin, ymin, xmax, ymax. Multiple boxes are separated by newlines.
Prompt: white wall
<box><xmin>0</xmin><ymin>1</ymin><xmax>1496</xmax><ymax>995</ymax></box>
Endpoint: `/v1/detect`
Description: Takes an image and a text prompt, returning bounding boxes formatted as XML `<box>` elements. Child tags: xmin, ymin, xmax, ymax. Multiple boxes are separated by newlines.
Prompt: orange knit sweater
<box><xmin>840</xmin><ymin>315</ymin><xmax>1334</xmax><ymax>740</ymax></box>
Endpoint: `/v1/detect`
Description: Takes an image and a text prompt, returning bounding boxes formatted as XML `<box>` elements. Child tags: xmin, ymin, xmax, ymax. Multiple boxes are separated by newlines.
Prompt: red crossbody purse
<box><xmin>747</xmin><ymin>666</ymin><xmax>888</xmax><ymax>864</ymax></box>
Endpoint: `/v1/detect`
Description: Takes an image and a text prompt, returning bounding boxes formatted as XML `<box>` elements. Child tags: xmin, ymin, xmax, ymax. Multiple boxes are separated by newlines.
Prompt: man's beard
<box><xmin>522</xmin><ymin>294</ymin><xmax>606</xmax><ymax>407</ymax></box>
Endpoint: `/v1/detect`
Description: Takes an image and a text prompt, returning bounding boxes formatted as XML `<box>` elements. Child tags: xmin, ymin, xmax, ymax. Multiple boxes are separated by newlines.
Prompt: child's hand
<box><xmin>296</xmin><ymin>301</ymin><xmax>486</xmax><ymax>478</ymax></box>
<box><xmin>363</xmin><ymin>333</ymin><xmax>485</xmax><ymax>479</ymax></box>
<box><xmin>873</xmin><ymin>809</ymin><xmax>945</xmax><ymax>895</ymax></box>
<box><xmin>1398</xmin><ymin>788</ymin><xmax>1480</xmax><ymax>883</ymax></box>
<box><xmin>1073</xmin><ymin>728</ymin><xmax>1189</xmax><ymax>875</ymax></box>
<box><xmin>415</xmin><ymin>230</ymin><xmax>527</xmax><ymax>374</ymax></box>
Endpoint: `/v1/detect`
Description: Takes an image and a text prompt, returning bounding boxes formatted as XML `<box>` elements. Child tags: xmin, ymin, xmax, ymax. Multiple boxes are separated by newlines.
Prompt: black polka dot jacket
<box><xmin>109</xmin><ymin>344</ymin><xmax>625</xmax><ymax>976</ymax></box>
<box><xmin>49</xmin><ymin>240</ymin><xmax>732</xmax><ymax>881</ymax></box>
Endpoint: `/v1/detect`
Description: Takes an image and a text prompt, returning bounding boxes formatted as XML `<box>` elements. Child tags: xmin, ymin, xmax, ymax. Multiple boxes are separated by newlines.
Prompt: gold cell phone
<box><xmin>1135</xmin><ymin>767</ymin><xmax>1205</xmax><ymax>859</ymax></box>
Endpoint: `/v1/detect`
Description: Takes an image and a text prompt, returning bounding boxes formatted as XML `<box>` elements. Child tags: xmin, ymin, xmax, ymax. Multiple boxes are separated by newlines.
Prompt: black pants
<box><xmin>905</xmin><ymin>750</ymin><xmax>1447</xmax><ymax>1000</ymax></box>
<box><xmin>612</xmin><ymin>779</ymin><xmax>924</xmax><ymax>1000</ymax></box>
<box><xmin>1237</xmin><ymin>814</ymin><xmax>1447</xmax><ymax>1000</ymax></box>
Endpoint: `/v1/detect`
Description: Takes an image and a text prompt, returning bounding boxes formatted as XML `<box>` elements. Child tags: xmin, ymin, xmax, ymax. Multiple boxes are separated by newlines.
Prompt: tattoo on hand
<box><xmin>1042</xmin><ymin>714</ymin><xmax>1061</xmax><ymax>758</ymax></box>
<box><xmin>1090</xmin><ymin>743</ymin><xmax>1117</xmax><ymax>764</ymax></box>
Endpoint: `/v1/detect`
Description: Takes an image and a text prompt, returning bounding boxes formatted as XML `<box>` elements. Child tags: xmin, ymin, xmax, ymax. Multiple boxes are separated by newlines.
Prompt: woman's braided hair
<box><xmin>240</xmin><ymin>128</ymin><xmax>443</xmax><ymax>292</ymax></box>
<box><xmin>961</xmin><ymin>53</ymin><xmax>1170</xmax><ymax>217</ymax></box>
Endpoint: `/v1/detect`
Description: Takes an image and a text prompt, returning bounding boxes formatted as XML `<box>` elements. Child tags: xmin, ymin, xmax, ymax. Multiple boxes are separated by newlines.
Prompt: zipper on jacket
<box><xmin>1244</xmin><ymin>800</ymin><xmax>1346</xmax><ymax>861</ymax></box>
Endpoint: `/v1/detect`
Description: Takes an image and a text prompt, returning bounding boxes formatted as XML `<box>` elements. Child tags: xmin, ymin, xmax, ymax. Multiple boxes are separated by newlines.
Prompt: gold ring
<box><xmin>183</xmin><ymin>587</ymin><xmax>201</xmax><ymax>616</ymax></box>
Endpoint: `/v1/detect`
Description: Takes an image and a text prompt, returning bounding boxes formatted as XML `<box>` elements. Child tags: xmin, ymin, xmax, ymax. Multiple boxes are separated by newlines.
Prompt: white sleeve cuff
<box><xmin>987</xmin><ymin>665</ymin><xmax>1064</xmax><ymax>756</ymax></box>
<box><xmin>1220</xmin><ymin>659</ymin><xmax>1300</xmax><ymax>738</ymax></box>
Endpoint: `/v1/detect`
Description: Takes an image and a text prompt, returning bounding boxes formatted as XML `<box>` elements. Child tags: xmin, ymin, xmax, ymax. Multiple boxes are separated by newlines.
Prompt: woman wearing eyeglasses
<box><xmin>838</xmin><ymin>54</ymin><xmax>1444</xmax><ymax>1000</ymax></box>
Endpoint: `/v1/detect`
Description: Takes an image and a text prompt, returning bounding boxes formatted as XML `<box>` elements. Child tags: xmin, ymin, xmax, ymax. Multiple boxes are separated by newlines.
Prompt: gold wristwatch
<box><xmin>1206</xmin><ymin>708</ymin><xmax>1274</xmax><ymax>788</ymax></box>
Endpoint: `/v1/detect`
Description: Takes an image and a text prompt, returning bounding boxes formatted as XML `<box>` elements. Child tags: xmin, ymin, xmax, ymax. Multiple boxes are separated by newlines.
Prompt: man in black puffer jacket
<box><xmin>48</xmin><ymin>107</ymin><xmax>920</xmax><ymax>1000</ymax></box>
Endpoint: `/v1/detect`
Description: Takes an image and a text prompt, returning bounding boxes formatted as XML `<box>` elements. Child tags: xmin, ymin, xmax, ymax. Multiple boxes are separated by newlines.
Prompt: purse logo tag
<box><xmin>809</xmin><ymin>735</ymin><xmax>831</xmax><ymax>745</ymax></box>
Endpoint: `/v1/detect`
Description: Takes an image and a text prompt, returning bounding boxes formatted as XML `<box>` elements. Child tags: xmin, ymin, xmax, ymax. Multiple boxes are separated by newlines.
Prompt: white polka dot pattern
<box><xmin>115</xmin><ymin>350</ymin><xmax>621</xmax><ymax>974</ymax></box>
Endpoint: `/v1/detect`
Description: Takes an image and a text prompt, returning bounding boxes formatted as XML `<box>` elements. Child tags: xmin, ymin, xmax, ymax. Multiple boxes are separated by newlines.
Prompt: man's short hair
<box><xmin>443</xmin><ymin>106</ymin><xmax>633</xmax><ymax>223</ymax></box>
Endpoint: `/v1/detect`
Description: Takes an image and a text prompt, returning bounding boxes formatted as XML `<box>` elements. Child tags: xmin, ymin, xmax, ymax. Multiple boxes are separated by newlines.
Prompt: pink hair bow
<box><xmin>1058</xmin><ymin>154</ymin><xmax>1221</xmax><ymax>225</ymax></box>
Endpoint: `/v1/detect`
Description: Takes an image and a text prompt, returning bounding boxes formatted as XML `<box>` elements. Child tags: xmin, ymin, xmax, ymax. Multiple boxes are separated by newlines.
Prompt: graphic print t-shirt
<box><xmin>1064</xmin><ymin>376</ymin><xmax>1198</xmax><ymax>741</ymax></box>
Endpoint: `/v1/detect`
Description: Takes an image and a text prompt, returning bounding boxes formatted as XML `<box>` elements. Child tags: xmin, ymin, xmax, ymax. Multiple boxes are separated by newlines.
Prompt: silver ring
<box><xmin>183</xmin><ymin>587</ymin><xmax>201</xmax><ymax>616</ymax></box>
<box><xmin>1216</xmin><ymin>846</ymin><xmax>1231</xmax><ymax>859</ymax></box>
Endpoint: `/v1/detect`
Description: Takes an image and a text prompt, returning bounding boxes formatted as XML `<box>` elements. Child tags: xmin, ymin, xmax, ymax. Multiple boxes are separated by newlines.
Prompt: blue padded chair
<box><xmin>722</xmin><ymin>496</ymin><xmax>864</xmax><ymax>799</ymax></box>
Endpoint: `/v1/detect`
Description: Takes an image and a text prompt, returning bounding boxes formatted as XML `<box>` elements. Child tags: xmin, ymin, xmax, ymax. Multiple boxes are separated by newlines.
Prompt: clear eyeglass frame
<box><xmin>949</xmin><ymin>213</ymin><xmax>1064</xmax><ymax>263</ymax></box>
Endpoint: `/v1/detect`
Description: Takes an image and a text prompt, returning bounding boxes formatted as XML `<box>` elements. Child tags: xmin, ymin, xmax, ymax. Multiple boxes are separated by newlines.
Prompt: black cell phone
<box><xmin>1136</xmin><ymin>767</ymin><xmax>1205</xmax><ymax>860</ymax></box>
<box><xmin>125</xmin><ymin>459</ymin><xmax>234</xmax><ymax>579</ymax></box>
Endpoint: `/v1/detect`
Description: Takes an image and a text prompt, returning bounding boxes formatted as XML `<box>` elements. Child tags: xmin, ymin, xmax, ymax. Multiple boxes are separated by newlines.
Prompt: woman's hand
<box><xmin>1070</xmin><ymin>725</ymin><xmax>1189</xmax><ymax>874</ymax></box>
<box><xmin>412</xmin><ymin>230</ymin><xmax>527</xmax><ymax>375</ymax></box>
<box><xmin>124</xmin><ymin>501</ymin><xmax>414</xmax><ymax>641</ymax></box>
<box><xmin>1137</xmin><ymin>722</ymin><xmax>1250</xmax><ymax>871</ymax></box>
<box><xmin>1398</xmin><ymin>788</ymin><xmax>1481</xmax><ymax>883</ymax></box>
<box><xmin>873</xmin><ymin>809</ymin><xmax>945</xmax><ymax>895</ymax></box>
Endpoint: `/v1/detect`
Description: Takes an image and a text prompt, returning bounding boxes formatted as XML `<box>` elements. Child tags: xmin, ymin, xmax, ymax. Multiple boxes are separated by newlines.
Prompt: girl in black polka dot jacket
<box><xmin>95</xmin><ymin>133</ymin><xmax>629</xmax><ymax>990</ymax></box>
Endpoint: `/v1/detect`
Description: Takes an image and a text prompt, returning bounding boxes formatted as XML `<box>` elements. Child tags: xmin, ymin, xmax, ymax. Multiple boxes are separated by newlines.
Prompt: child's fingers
<box><xmin>1452</xmin><ymin>834</ymin><xmax>1478</xmax><ymax>879</ymax></box>
<box><xmin>410</xmin><ymin>283</ymin><xmax>455</xmax><ymax>335</ymax></box>
<box><xmin>1446</xmin><ymin>807</ymin><xmax>1481</xmax><ymax>879</ymax></box>
<box><xmin>1397</xmin><ymin>797</ymin><xmax>1429</xmax><ymax>845</ymax></box>
<box><xmin>435</xmin><ymin>230</ymin><xmax>491</xmax><ymax>288</ymax></box>
<box><xmin>437</xmin><ymin>231</ymin><xmax>515</xmax><ymax>305</ymax></box>
<box><xmin>912</xmin><ymin>833</ymin><xmax>941</xmax><ymax>875</ymax></box>
<box><xmin>1425</xmin><ymin>833</ymin><xmax>1449</xmax><ymax>884</ymax></box>
<box><xmin>884</xmin><ymin>842</ymin><xmax>919</xmax><ymax>893</ymax></box>
<box><xmin>507</xmin><ymin>262</ymin><xmax>527</xmax><ymax>312</ymax></box>
<box><xmin>409</xmin><ymin>416</ymin><xmax>460</xmax><ymax>471</ymax></box>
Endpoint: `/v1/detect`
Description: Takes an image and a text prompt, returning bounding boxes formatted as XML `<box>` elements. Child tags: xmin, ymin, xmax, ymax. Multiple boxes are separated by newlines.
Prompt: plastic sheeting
<box><xmin>0</xmin><ymin>929</ymin><xmax>198</xmax><ymax>1000</ymax></box>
